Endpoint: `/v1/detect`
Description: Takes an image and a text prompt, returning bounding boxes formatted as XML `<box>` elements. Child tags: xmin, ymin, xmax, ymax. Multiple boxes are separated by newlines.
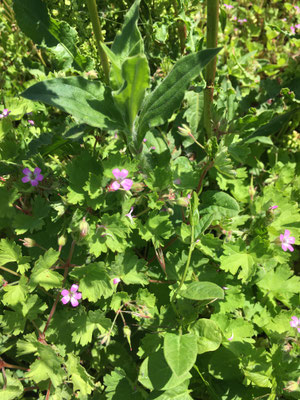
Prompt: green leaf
<box><xmin>104</xmin><ymin>368</ymin><xmax>143</xmax><ymax>400</ymax></box>
<box><xmin>220</xmin><ymin>239</ymin><xmax>256</xmax><ymax>282</ymax></box>
<box><xmin>13</xmin><ymin>0</ymin><xmax>87</xmax><ymax>70</ymax></box>
<box><xmin>111</xmin><ymin>250</ymin><xmax>148</xmax><ymax>285</ymax></box>
<box><xmin>139</xmin><ymin>349</ymin><xmax>192</xmax><ymax>391</ymax></box>
<box><xmin>21</xmin><ymin>77</ymin><xmax>124</xmax><ymax>131</ymax></box>
<box><xmin>163</xmin><ymin>333</ymin><xmax>197</xmax><ymax>377</ymax></box>
<box><xmin>199</xmin><ymin>191</ymin><xmax>240</xmax><ymax>219</ymax></box>
<box><xmin>2</xmin><ymin>276</ymin><xmax>28</xmax><ymax>307</ymax></box>
<box><xmin>149</xmin><ymin>382</ymin><xmax>193</xmax><ymax>400</ymax></box>
<box><xmin>136</xmin><ymin>212</ymin><xmax>173</xmax><ymax>246</ymax></box>
<box><xmin>71</xmin><ymin>309</ymin><xmax>111</xmax><ymax>346</ymax></box>
<box><xmin>179</xmin><ymin>281</ymin><xmax>224</xmax><ymax>301</ymax></box>
<box><xmin>70</xmin><ymin>263</ymin><xmax>113</xmax><ymax>302</ymax></box>
<box><xmin>184</xmin><ymin>90</ymin><xmax>204</xmax><ymax>134</ymax></box>
<box><xmin>25</xmin><ymin>343</ymin><xmax>65</xmax><ymax>387</ymax></box>
<box><xmin>0</xmin><ymin>238</ymin><xmax>22</xmax><ymax>265</ymax></box>
<box><xmin>113</xmin><ymin>54</ymin><xmax>150</xmax><ymax>130</ymax></box>
<box><xmin>137</xmin><ymin>48</ymin><xmax>222</xmax><ymax>146</ymax></box>
<box><xmin>0</xmin><ymin>372</ymin><xmax>23</xmax><ymax>400</ymax></box>
<box><xmin>66</xmin><ymin>353</ymin><xmax>94</xmax><ymax>396</ymax></box>
<box><xmin>13</xmin><ymin>195</ymin><xmax>50</xmax><ymax>234</ymax></box>
<box><xmin>29</xmin><ymin>248</ymin><xmax>63</xmax><ymax>290</ymax></box>
<box><xmin>190</xmin><ymin>319</ymin><xmax>222</xmax><ymax>354</ymax></box>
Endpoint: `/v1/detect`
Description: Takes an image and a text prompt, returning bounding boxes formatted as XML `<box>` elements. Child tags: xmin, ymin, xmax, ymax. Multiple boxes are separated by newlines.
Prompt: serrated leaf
<box><xmin>0</xmin><ymin>372</ymin><xmax>23</xmax><ymax>400</ymax></box>
<box><xmin>163</xmin><ymin>333</ymin><xmax>197</xmax><ymax>376</ymax></box>
<box><xmin>0</xmin><ymin>238</ymin><xmax>22</xmax><ymax>265</ymax></box>
<box><xmin>29</xmin><ymin>248</ymin><xmax>62</xmax><ymax>290</ymax></box>
<box><xmin>70</xmin><ymin>263</ymin><xmax>113</xmax><ymax>302</ymax></box>
<box><xmin>13</xmin><ymin>195</ymin><xmax>50</xmax><ymax>234</ymax></box>
<box><xmin>22</xmin><ymin>77</ymin><xmax>124</xmax><ymax>131</ymax></box>
<box><xmin>2</xmin><ymin>276</ymin><xmax>28</xmax><ymax>306</ymax></box>
<box><xmin>71</xmin><ymin>310</ymin><xmax>111</xmax><ymax>346</ymax></box>
<box><xmin>25</xmin><ymin>343</ymin><xmax>65</xmax><ymax>387</ymax></box>
<box><xmin>66</xmin><ymin>353</ymin><xmax>94</xmax><ymax>395</ymax></box>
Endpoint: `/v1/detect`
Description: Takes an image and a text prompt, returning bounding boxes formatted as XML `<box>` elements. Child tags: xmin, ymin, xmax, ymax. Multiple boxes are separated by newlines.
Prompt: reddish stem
<box><xmin>196</xmin><ymin>160</ymin><xmax>214</xmax><ymax>194</ymax></box>
<box><xmin>45</xmin><ymin>380</ymin><xmax>52</xmax><ymax>400</ymax></box>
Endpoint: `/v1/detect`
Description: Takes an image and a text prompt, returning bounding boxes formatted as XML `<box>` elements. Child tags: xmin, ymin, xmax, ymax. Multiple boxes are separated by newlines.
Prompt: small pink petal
<box><xmin>288</xmin><ymin>236</ymin><xmax>295</xmax><ymax>244</ymax></box>
<box><xmin>74</xmin><ymin>292</ymin><xmax>82</xmax><ymax>300</ymax></box>
<box><xmin>23</xmin><ymin>168</ymin><xmax>31</xmax><ymax>175</ymax></box>
<box><xmin>284</xmin><ymin>230</ymin><xmax>291</xmax><ymax>238</ymax></box>
<box><xmin>121</xmin><ymin>179</ymin><xmax>133</xmax><ymax>191</ymax></box>
<box><xmin>271</xmin><ymin>205</ymin><xmax>278</xmax><ymax>210</ymax></box>
<box><xmin>281</xmin><ymin>244</ymin><xmax>288</xmax><ymax>251</ymax></box>
<box><xmin>111</xmin><ymin>181</ymin><xmax>120</xmax><ymax>191</ymax></box>
<box><xmin>280</xmin><ymin>234</ymin><xmax>284</xmax><ymax>241</ymax></box>
<box><xmin>30</xmin><ymin>179</ymin><xmax>38</xmax><ymax>186</ymax></box>
<box><xmin>34</xmin><ymin>167</ymin><xmax>41</xmax><ymax>175</ymax></box>
<box><xmin>22</xmin><ymin>176</ymin><xmax>30</xmax><ymax>183</ymax></box>
<box><xmin>61</xmin><ymin>289</ymin><xmax>69</xmax><ymax>296</ymax></box>
<box><xmin>70</xmin><ymin>297</ymin><xmax>79</xmax><ymax>307</ymax></box>
<box><xmin>70</xmin><ymin>284</ymin><xmax>79</xmax><ymax>292</ymax></box>
<box><xmin>112</xmin><ymin>168</ymin><xmax>121</xmax><ymax>179</ymax></box>
<box><xmin>228</xmin><ymin>333</ymin><xmax>234</xmax><ymax>341</ymax></box>
<box><xmin>286</xmin><ymin>244</ymin><xmax>294</xmax><ymax>252</ymax></box>
<box><xmin>113</xmin><ymin>278</ymin><xmax>121</xmax><ymax>285</ymax></box>
<box><xmin>61</xmin><ymin>295</ymin><xmax>70</xmax><ymax>304</ymax></box>
<box><xmin>119</xmin><ymin>169</ymin><xmax>129</xmax><ymax>179</ymax></box>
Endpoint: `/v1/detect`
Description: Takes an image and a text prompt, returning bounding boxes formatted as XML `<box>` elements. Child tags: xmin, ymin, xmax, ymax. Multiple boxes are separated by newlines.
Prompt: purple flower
<box><xmin>61</xmin><ymin>284</ymin><xmax>82</xmax><ymax>307</ymax></box>
<box><xmin>125</xmin><ymin>207</ymin><xmax>135</xmax><ymax>223</ymax></box>
<box><xmin>0</xmin><ymin>108</ymin><xmax>11</xmax><ymax>119</ymax></box>
<box><xmin>22</xmin><ymin>167</ymin><xmax>44</xmax><ymax>186</ymax></box>
<box><xmin>110</xmin><ymin>168</ymin><xmax>133</xmax><ymax>191</ymax></box>
<box><xmin>28</xmin><ymin>120</ymin><xmax>35</xmax><ymax>125</ymax></box>
<box><xmin>113</xmin><ymin>278</ymin><xmax>121</xmax><ymax>285</ymax></box>
<box><xmin>279</xmin><ymin>230</ymin><xmax>295</xmax><ymax>252</ymax></box>
<box><xmin>290</xmin><ymin>316</ymin><xmax>300</xmax><ymax>333</ymax></box>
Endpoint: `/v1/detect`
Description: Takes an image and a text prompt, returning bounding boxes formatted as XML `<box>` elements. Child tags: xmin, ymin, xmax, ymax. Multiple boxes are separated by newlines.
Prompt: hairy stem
<box><xmin>86</xmin><ymin>0</ymin><xmax>110</xmax><ymax>84</ymax></box>
<box><xmin>203</xmin><ymin>0</ymin><xmax>219</xmax><ymax>138</ymax></box>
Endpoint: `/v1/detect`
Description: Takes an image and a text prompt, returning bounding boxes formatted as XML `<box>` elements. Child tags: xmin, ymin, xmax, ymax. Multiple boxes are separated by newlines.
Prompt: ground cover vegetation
<box><xmin>0</xmin><ymin>0</ymin><xmax>300</xmax><ymax>398</ymax></box>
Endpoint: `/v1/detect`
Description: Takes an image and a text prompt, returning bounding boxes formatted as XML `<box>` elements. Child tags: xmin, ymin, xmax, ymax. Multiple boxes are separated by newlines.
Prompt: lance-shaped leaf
<box><xmin>21</xmin><ymin>77</ymin><xmax>124</xmax><ymax>130</ymax></box>
<box><xmin>13</xmin><ymin>0</ymin><xmax>87</xmax><ymax>71</ymax></box>
<box><xmin>136</xmin><ymin>48</ymin><xmax>222</xmax><ymax>147</ymax></box>
<box><xmin>113</xmin><ymin>55</ymin><xmax>150</xmax><ymax>130</ymax></box>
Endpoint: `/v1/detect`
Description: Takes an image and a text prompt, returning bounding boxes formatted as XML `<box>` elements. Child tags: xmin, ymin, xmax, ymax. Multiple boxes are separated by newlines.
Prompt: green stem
<box><xmin>86</xmin><ymin>0</ymin><xmax>110</xmax><ymax>85</ymax></box>
<box><xmin>172</xmin><ymin>0</ymin><xmax>186</xmax><ymax>54</ymax></box>
<box><xmin>0</xmin><ymin>265</ymin><xmax>21</xmax><ymax>277</ymax></box>
<box><xmin>178</xmin><ymin>224</ymin><xmax>195</xmax><ymax>292</ymax></box>
<box><xmin>203</xmin><ymin>0</ymin><xmax>219</xmax><ymax>138</ymax></box>
<box><xmin>193</xmin><ymin>365</ymin><xmax>219</xmax><ymax>400</ymax></box>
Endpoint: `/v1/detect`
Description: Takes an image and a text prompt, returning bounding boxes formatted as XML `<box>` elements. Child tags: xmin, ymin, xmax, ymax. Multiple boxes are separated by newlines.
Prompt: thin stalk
<box><xmin>86</xmin><ymin>0</ymin><xmax>110</xmax><ymax>84</ymax></box>
<box><xmin>0</xmin><ymin>265</ymin><xmax>21</xmax><ymax>277</ymax></box>
<box><xmin>193</xmin><ymin>365</ymin><xmax>219</xmax><ymax>400</ymax></box>
<box><xmin>203</xmin><ymin>0</ymin><xmax>219</xmax><ymax>138</ymax></box>
<box><xmin>172</xmin><ymin>0</ymin><xmax>187</xmax><ymax>54</ymax></box>
<box><xmin>177</xmin><ymin>224</ymin><xmax>195</xmax><ymax>292</ymax></box>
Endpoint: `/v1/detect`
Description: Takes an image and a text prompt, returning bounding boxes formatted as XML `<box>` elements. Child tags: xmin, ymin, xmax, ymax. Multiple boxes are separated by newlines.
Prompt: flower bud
<box><xmin>176</xmin><ymin>197</ymin><xmax>190</xmax><ymax>207</ymax></box>
<box><xmin>123</xmin><ymin>325</ymin><xmax>132</xmax><ymax>351</ymax></box>
<box><xmin>284</xmin><ymin>380</ymin><xmax>299</xmax><ymax>392</ymax></box>
<box><xmin>178</xmin><ymin>124</ymin><xmax>191</xmax><ymax>137</ymax></box>
<box><xmin>79</xmin><ymin>217</ymin><xmax>89</xmax><ymax>237</ymax></box>
<box><xmin>58</xmin><ymin>235</ymin><xmax>67</xmax><ymax>247</ymax></box>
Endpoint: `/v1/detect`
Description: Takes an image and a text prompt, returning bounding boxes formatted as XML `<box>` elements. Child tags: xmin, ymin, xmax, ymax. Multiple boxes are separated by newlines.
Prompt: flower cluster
<box><xmin>22</xmin><ymin>167</ymin><xmax>44</xmax><ymax>186</ymax></box>
<box><xmin>61</xmin><ymin>284</ymin><xmax>82</xmax><ymax>307</ymax></box>
<box><xmin>110</xmin><ymin>168</ymin><xmax>133</xmax><ymax>191</ymax></box>
<box><xmin>0</xmin><ymin>108</ymin><xmax>11</xmax><ymax>119</ymax></box>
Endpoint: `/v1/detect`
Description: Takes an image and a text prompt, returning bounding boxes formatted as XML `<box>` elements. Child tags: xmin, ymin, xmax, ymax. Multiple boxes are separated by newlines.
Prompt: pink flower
<box><xmin>28</xmin><ymin>120</ymin><xmax>35</xmax><ymax>125</ymax></box>
<box><xmin>113</xmin><ymin>278</ymin><xmax>121</xmax><ymax>285</ymax></box>
<box><xmin>294</xmin><ymin>5</ymin><xmax>300</xmax><ymax>14</ymax></box>
<box><xmin>270</xmin><ymin>205</ymin><xmax>278</xmax><ymax>210</ymax></box>
<box><xmin>295</xmin><ymin>24</ymin><xmax>300</xmax><ymax>29</ymax></box>
<box><xmin>290</xmin><ymin>26</ymin><xmax>296</xmax><ymax>34</ymax></box>
<box><xmin>22</xmin><ymin>167</ymin><xmax>44</xmax><ymax>186</ymax></box>
<box><xmin>232</xmin><ymin>16</ymin><xmax>237</xmax><ymax>20</ymax></box>
<box><xmin>110</xmin><ymin>168</ymin><xmax>133</xmax><ymax>191</ymax></box>
<box><xmin>290</xmin><ymin>316</ymin><xmax>300</xmax><ymax>333</ymax></box>
<box><xmin>0</xmin><ymin>108</ymin><xmax>11</xmax><ymax>119</ymax></box>
<box><xmin>125</xmin><ymin>207</ymin><xmax>135</xmax><ymax>223</ymax></box>
<box><xmin>282</xmin><ymin>18</ymin><xmax>287</xmax><ymax>22</ymax></box>
<box><xmin>279</xmin><ymin>230</ymin><xmax>295</xmax><ymax>252</ymax></box>
<box><xmin>61</xmin><ymin>284</ymin><xmax>82</xmax><ymax>307</ymax></box>
<box><xmin>150</xmin><ymin>146</ymin><xmax>156</xmax><ymax>150</ymax></box>
<box><xmin>173</xmin><ymin>178</ymin><xmax>181</xmax><ymax>185</ymax></box>
<box><xmin>143</xmin><ymin>138</ymin><xmax>147</xmax><ymax>143</ymax></box>
<box><xmin>224</xmin><ymin>4</ymin><xmax>234</xmax><ymax>9</ymax></box>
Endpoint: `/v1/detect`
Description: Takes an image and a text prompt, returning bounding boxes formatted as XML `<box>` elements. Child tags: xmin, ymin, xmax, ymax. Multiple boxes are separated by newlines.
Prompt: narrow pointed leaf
<box><xmin>113</xmin><ymin>55</ymin><xmax>150</xmax><ymax>130</ymax></box>
<box><xmin>21</xmin><ymin>77</ymin><xmax>124</xmax><ymax>130</ymax></box>
<box><xmin>137</xmin><ymin>48</ymin><xmax>222</xmax><ymax>146</ymax></box>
